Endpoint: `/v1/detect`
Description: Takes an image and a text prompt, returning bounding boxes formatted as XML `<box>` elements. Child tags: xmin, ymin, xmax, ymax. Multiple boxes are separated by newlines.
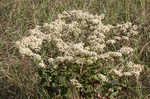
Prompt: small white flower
<box><xmin>133</xmin><ymin>25</ymin><xmax>138</xmax><ymax>30</ymax></box>
<box><xmin>19</xmin><ymin>48</ymin><xmax>33</xmax><ymax>56</ymax></box>
<box><xmin>106</xmin><ymin>39</ymin><xmax>116</xmax><ymax>44</ymax></box>
<box><xmin>99</xmin><ymin>53</ymin><xmax>110</xmax><ymax>59</ymax></box>
<box><xmin>123</xmin><ymin>72</ymin><xmax>132</xmax><ymax>76</ymax></box>
<box><xmin>111</xmin><ymin>69</ymin><xmax>123</xmax><ymax>77</ymax></box>
<box><xmin>120</xmin><ymin>47</ymin><xmax>133</xmax><ymax>54</ymax></box>
<box><xmin>122</xmin><ymin>36</ymin><xmax>129</xmax><ymax>41</ymax></box>
<box><xmin>70</xmin><ymin>79</ymin><xmax>82</xmax><ymax>88</ymax></box>
<box><xmin>91</xmin><ymin>19</ymin><xmax>100</xmax><ymax>25</ymax></box>
<box><xmin>56</xmin><ymin>56</ymin><xmax>65</xmax><ymax>62</ymax></box>
<box><xmin>126</xmin><ymin>61</ymin><xmax>143</xmax><ymax>77</ymax></box>
<box><xmin>48</xmin><ymin>58</ymin><xmax>55</xmax><ymax>65</ymax></box>
<box><xmin>86</xmin><ymin>59</ymin><xmax>93</xmax><ymax>64</ymax></box>
<box><xmin>39</xmin><ymin>61</ymin><xmax>46</xmax><ymax>68</ymax></box>
<box><xmin>98</xmin><ymin>74</ymin><xmax>108</xmax><ymax>82</ymax></box>
<box><xmin>108</xmin><ymin>52</ymin><xmax>122</xmax><ymax>57</ymax></box>
<box><xmin>33</xmin><ymin>54</ymin><xmax>42</xmax><ymax>61</ymax></box>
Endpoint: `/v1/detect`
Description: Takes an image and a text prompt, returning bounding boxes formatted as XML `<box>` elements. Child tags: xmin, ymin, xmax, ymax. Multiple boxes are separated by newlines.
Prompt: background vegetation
<box><xmin>0</xmin><ymin>0</ymin><xmax>150</xmax><ymax>99</ymax></box>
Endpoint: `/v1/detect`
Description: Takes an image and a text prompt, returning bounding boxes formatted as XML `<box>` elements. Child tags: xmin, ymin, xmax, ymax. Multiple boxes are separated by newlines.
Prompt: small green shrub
<box><xmin>16</xmin><ymin>10</ymin><xmax>144</xmax><ymax>98</ymax></box>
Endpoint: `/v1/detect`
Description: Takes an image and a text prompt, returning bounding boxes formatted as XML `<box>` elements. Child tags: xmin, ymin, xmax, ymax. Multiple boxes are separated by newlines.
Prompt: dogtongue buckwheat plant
<box><xmin>16</xmin><ymin>10</ymin><xmax>144</xmax><ymax>98</ymax></box>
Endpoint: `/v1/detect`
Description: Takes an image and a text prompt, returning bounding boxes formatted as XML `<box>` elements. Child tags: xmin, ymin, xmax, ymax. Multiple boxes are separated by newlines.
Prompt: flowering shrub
<box><xmin>16</xmin><ymin>10</ymin><xmax>144</xmax><ymax>98</ymax></box>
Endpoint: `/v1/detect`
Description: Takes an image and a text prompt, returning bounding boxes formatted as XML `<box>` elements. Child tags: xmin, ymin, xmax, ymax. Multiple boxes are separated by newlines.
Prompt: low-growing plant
<box><xmin>16</xmin><ymin>10</ymin><xmax>144</xmax><ymax>98</ymax></box>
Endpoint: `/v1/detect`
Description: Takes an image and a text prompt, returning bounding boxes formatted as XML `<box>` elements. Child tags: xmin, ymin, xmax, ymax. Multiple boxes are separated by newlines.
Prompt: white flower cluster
<box><xmin>119</xmin><ymin>46</ymin><xmax>133</xmax><ymax>55</ymax></box>
<box><xmin>98</xmin><ymin>74</ymin><xmax>109</xmax><ymax>82</ymax></box>
<box><xmin>16</xmin><ymin>10</ymin><xmax>143</xmax><ymax>78</ymax></box>
<box><xmin>70</xmin><ymin>79</ymin><xmax>83</xmax><ymax>88</ymax></box>
<box><xmin>16</xmin><ymin>26</ymin><xmax>46</xmax><ymax>67</ymax></box>
<box><xmin>111</xmin><ymin>61</ymin><xmax>144</xmax><ymax>77</ymax></box>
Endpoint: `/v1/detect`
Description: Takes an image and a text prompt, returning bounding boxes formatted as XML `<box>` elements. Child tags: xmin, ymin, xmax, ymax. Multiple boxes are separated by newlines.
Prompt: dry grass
<box><xmin>0</xmin><ymin>0</ymin><xmax>150</xmax><ymax>98</ymax></box>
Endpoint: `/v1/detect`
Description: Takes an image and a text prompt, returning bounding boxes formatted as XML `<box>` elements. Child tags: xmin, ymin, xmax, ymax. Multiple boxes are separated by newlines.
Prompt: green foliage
<box><xmin>37</xmin><ymin>59</ymin><xmax>102</xmax><ymax>98</ymax></box>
